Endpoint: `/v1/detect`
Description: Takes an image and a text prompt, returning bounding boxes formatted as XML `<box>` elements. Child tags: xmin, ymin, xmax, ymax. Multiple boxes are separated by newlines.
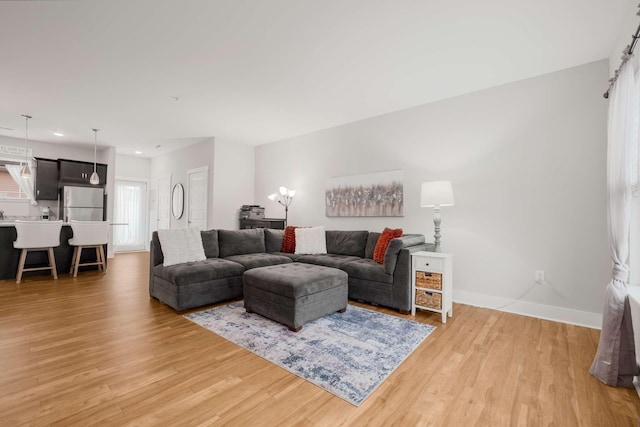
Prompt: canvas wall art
<box><xmin>325</xmin><ymin>170</ymin><xmax>404</xmax><ymax>217</ymax></box>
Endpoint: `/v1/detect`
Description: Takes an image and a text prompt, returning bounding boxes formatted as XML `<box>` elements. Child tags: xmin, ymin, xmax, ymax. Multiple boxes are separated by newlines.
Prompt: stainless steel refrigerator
<box><xmin>61</xmin><ymin>186</ymin><xmax>105</xmax><ymax>222</ymax></box>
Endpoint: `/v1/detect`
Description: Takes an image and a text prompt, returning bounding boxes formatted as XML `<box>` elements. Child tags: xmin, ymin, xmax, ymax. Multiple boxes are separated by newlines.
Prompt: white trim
<box><xmin>115</xmin><ymin>175</ymin><xmax>150</xmax><ymax>183</ymax></box>
<box><xmin>453</xmin><ymin>289</ymin><xmax>602</xmax><ymax>329</ymax></box>
<box><xmin>187</xmin><ymin>165</ymin><xmax>209</xmax><ymax>175</ymax></box>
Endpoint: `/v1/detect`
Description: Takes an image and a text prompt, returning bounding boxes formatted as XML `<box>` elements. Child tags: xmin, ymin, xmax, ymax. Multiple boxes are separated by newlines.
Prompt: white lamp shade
<box><xmin>421</xmin><ymin>181</ymin><xmax>454</xmax><ymax>207</ymax></box>
<box><xmin>287</xmin><ymin>189</ymin><xmax>296</xmax><ymax>198</ymax></box>
<box><xmin>268</xmin><ymin>193</ymin><xmax>278</xmax><ymax>201</ymax></box>
<box><xmin>279</xmin><ymin>186</ymin><xmax>288</xmax><ymax>196</ymax></box>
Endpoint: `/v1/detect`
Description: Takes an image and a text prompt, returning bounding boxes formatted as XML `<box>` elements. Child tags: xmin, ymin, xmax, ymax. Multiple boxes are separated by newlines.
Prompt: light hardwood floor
<box><xmin>1</xmin><ymin>252</ymin><xmax>639</xmax><ymax>426</ymax></box>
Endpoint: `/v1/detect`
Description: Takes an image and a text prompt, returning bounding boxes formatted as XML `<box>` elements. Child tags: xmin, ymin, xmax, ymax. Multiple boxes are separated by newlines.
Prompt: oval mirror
<box><xmin>171</xmin><ymin>183</ymin><xmax>184</xmax><ymax>219</ymax></box>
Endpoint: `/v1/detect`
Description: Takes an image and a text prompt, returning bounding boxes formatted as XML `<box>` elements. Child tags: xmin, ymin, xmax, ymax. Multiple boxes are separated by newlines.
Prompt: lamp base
<box><xmin>433</xmin><ymin>206</ymin><xmax>442</xmax><ymax>252</ymax></box>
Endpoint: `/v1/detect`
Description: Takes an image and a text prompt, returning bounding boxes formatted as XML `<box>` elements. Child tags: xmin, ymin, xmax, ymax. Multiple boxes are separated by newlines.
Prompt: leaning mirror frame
<box><xmin>171</xmin><ymin>183</ymin><xmax>184</xmax><ymax>219</ymax></box>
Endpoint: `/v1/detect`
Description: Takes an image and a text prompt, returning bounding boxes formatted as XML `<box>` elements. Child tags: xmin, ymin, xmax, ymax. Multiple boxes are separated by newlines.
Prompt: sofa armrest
<box><xmin>383</xmin><ymin>234</ymin><xmax>427</xmax><ymax>274</ymax></box>
<box><xmin>149</xmin><ymin>231</ymin><xmax>163</xmax><ymax>294</ymax></box>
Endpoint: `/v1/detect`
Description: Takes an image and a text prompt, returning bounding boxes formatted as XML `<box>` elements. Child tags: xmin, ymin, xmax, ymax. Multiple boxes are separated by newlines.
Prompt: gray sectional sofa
<box><xmin>149</xmin><ymin>228</ymin><xmax>434</xmax><ymax>313</ymax></box>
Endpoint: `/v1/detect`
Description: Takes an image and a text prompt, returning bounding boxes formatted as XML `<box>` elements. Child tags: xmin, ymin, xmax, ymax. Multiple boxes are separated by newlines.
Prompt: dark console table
<box><xmin>239</xmin><ymin>218</ymin><xmax>286</xmax><ymax>230</ymax></box>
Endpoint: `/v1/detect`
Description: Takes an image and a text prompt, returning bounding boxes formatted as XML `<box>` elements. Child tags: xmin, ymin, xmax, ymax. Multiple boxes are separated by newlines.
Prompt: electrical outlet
<box><xmin>535</xmin><ymin>270</ymin><xmax>545</xmax><ymax>284</ymax></box>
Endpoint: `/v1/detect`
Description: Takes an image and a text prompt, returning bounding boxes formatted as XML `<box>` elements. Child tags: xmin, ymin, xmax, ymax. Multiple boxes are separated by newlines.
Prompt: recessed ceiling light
<box><xmin>134</xmin><ymin>150</ymin><xmax>142</xmax><ymax>155</ymax></box>
<box><xmin>155</xmin><ymin>144</ymin><xmax>162</xmax><ymax>149</ymax></box>
<box><xmin>53</xmin><ymin>132</ymin><xmax>64</xmax><ymax>137</ymax></box>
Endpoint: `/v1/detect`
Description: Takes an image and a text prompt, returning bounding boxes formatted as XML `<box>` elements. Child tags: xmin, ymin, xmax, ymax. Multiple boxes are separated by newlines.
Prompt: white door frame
<box><xmin>187</xmin><ymin>166</ymin><xmax>209</xmax><ymax>229</ymax></box>
<box><xmin>157</xmin><ymin>174</ymin><xmax>172</xmax><ymax>230</ymax></box>
<box><xmin>113</xmin><ymin>176</ymin><xmax>150</xmax><ymax>252</ymax></box>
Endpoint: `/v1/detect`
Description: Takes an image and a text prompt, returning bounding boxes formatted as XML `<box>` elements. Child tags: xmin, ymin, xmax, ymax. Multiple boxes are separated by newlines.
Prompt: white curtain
<box><xmin>113</xmin><ymin>180</ymin><xmax>147</xmax><ymax>251</ymax></box>
<box><xmin>6</xmin><ymin>162</ymin><xmax>36</xmax><ymax>205</ymax></box>
<box><xmin>590</xmin><ymin>60</ymin><xmax>639</xmax><ymax>387</ymax></box>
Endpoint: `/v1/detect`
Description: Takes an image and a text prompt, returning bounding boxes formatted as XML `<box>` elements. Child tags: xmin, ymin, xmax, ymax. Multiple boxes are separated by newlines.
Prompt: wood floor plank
<box><xmin>0</xmin><ymin>252</ymin><xmax>639</xmax><ymax>425</ymax></box>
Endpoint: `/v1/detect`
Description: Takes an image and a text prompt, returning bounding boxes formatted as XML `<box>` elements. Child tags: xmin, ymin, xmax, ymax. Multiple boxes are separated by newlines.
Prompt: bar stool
<box><xmin>13</xmin><ymin>220</ymin><xmax>63</xmax><ymax>284</ymax></box>
<box><xmin>68</xmin><ymin>220</ymin><xmax>109</xmax><ymax>277</ymax></box>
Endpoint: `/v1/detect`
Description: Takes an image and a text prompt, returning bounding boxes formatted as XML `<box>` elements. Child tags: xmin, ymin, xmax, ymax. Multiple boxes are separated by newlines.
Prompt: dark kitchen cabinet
<box><xmin>35</xmin><ymin>157</ymin><xmax>59</xmax><ymax>200</ymax></box>
<box><xmin>58</xmin><ymin>159</ymin><xmax>107</xmax><ymax>186</ymax></box>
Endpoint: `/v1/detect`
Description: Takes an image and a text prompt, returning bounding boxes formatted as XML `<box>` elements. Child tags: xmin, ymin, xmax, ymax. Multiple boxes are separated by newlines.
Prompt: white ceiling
<box><xmin>0</xmin><ymin>0</ymin><xmax>631</xmax><ymax>157</ymax></box>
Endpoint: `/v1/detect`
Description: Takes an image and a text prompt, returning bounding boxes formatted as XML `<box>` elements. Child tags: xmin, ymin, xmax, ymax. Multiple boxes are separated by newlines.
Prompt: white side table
<box><xmin>411</xmin><ymin>251</ymin><xmax>453</xmax><ymax>323</ymax></box>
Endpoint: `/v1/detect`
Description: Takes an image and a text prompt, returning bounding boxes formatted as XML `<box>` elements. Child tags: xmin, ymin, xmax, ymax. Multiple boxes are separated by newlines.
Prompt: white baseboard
<box><xmin>453</xmin><ymin>289</ymin><xmax>602</xmax><ymax>330</ymax></box>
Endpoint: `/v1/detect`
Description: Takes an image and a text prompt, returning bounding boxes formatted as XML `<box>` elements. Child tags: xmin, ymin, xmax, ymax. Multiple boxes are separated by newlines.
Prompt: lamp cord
<box><xmin>93</xmin><ymin>129</ymin><xmax>98</xmax><ymax>173</ymax></box>
<box><xmin>22</xmin><ymin>114</ymin><xmax>31</xmax><ymax>166</ymax></box>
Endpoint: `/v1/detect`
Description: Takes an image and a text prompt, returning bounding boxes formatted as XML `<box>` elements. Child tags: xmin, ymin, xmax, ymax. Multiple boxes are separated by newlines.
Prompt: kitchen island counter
<box><xmin>0</xmin><ymin>224</ymin><xmax>105</xmax><ymax>280</ymax></box>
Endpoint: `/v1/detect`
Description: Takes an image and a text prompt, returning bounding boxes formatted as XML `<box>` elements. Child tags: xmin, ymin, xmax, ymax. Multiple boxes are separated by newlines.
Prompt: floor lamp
<box><xmin>421</xmin><ymin>181</ymin><xmax>455</xmax><ymax>252</ymax></box>
<box><xmin>268</xmin><ymin>186</ymin><xmax>295</xmax><ymax>227</ymax></box>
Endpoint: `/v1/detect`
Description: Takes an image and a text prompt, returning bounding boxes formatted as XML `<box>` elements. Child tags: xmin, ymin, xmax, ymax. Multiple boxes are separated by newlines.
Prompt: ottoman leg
<box><xmin>288</xmin><ymin>326</ymin><xmax>302</xmax><ymax>332</ymax></box>
<box><xmin>338</xmin><ymin>308</ymin><xmax>346</xmax><ymax>313</ymax></box>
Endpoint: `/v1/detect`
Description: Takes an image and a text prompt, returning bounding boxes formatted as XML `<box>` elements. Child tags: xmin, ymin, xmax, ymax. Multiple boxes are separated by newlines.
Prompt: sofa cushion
<box><xmin>265</xmin><ymin>229</ymin><xmax>284</xmax><ymax>253</ymax></box>
<box><xmin>200</xmin><ymin>229</ymin><xmax>219</xmax><ymax>258</ymax></box>
<box><xmin>374</xmin><ymin>228</ymin><xmax>403</xmax><ymax>264</ymax></box>
<box><xmin>296</xmin><ymin>254</ymin><xmax>361</xmax><ymax>269</ymax></box>
<box><xmin>224</xmin><ymin>253</ymin><xmax>293</xmax><ymax>270</ymax></box>
<box><xmin>341</xmin><ymin>258</ymin><xmax>394</xmax><ymax>284</ymax></box>
<box><xmin>218</xmin><ymin>229</ymin><xmax>266</xmax><ymax>257</ymax></box>
<box><xmin>153</xmin><ymin>258</ymin><xmax>245</xmax><ymax>286</ymax></box>
<box><xmin>365</xmin><ymin>232</ymin><xmax>380</xmax><ymax>259</ymax></box>
<box><xmin>325</xmin><ymin>230</ymin><xmax>368</xmax><ymax>257</ymax></box>
<box><xmin>270</xmin><ymin>251</ymin><xmax>306</xmax><ymax>261</ymax></box>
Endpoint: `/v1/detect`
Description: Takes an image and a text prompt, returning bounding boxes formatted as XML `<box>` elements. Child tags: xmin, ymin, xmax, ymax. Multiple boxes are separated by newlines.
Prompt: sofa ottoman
<box><xmin>243</xmin><ymin>262</ymin><xmax>348</xmax><ymax>332</ymax></box>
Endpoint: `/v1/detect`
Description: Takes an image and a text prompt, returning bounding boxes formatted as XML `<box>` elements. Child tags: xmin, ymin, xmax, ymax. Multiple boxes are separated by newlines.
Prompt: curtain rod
<box><xmin>604</xmin><ymin>7</ymin><xmax>640</xmax><ymax>99</ymax></box>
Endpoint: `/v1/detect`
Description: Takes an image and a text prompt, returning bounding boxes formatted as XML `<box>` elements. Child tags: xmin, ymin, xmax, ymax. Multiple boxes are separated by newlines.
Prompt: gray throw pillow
<box><xmin>200</xmin><ymin>229</ymin><xmax>219</xmax><ymax>258</ymax></box>
<box><xmin>265</xmin><ymin>229</ymin><xmax>284</xmax><ymax>253</ymax></box>
<box><xmin>218</xmin><ymin>229</ymin><xmax>266</xmax><ymax>257</ymax></box>
<box><xmin>326</xmin><ymin>230</ymin><xmax>369</xmax><ymax>257</ymax></box>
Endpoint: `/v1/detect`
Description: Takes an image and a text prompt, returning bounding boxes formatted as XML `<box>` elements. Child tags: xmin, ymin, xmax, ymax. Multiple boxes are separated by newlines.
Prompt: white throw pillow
<box><xmin>185</xmin><ymin>227</ymin><xmax>206</xmax><ymax>262</ymax></box>
<box><xmin>294</xmin><ymin>226</ymin><xmax>327</xmax><ymax>255</ymax></box>
<box><xmin>158</xmin><ymin>227</ymin><xmax>206</xmax><ymax>266</ymax></box>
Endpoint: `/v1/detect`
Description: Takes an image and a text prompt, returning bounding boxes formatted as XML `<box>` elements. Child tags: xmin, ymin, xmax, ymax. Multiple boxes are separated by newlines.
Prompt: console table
<box><xmin>239</xmin><ymin>218</ymin><xmax>285</xmax><ymax>230</ymax></box>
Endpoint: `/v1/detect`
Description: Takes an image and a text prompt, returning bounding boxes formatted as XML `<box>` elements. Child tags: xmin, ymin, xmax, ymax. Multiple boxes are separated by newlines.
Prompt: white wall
<box><xmin>609</xmin><ymin>0</ymin><xmax>639</xmax><ymax>74</ymax></box>
<box><xmin>212</xmin><ymin>138</ymin><xmax>255</xmax><ymax>229</ymax></box>
<box><xmin>115</xmin><ymin>154</ymin><xmax>151</xmax><ymax>180</ymax></box>
<box><xmin>149</xmin><ymin>138</ymin><xmax>215</xmax><ymax>231</ymax></box>
<box><xmin>255</xmin><ymin>60</ymin><xmax>610</xmax><ymax>327</ymax></box>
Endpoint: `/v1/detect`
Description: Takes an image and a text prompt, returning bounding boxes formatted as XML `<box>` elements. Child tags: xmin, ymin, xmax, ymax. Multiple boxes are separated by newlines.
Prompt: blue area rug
<box><xmin>185</xmin><ymin>302</ymin><xmax>435</xmax><ymax>406</ymax></box>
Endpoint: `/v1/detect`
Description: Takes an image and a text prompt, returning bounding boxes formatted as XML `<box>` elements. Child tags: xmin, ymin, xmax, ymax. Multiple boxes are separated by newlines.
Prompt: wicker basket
<box><xmin>415</xmin><ymin>271</ymin><xmax>442</xmax><ymax>290</ymax></box>
<box><xmin>415</xmin><ymin>289</ymin><xmax>442</xmax><ymax>310</ymax></box>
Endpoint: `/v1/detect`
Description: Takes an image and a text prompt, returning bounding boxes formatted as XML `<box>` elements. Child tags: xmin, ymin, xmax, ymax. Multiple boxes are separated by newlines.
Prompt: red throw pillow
<box><xmin>282</xmin><ymin>226</ymin><xmax>298</xmax><ymax>253</ymax></box>
<box><xmin>373</xmin><ymin>228</ymin><xmax>403</xmax><ymax>264</ymax></box>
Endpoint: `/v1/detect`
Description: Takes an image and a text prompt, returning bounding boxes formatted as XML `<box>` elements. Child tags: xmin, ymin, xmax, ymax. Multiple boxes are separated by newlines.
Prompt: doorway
<box><xmin>187</xmin><ymin>166</ymin><xmax>208</xmax><ymax>229</ymax></box>
<box><xmin>113</xmin><ymin>179</ymin><xmax>148</xmax><ymax>252</ymax></box>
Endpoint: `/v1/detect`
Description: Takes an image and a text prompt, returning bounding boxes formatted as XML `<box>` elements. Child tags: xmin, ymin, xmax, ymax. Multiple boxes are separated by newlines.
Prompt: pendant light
<box><xmin>20</xmin><ymin>114</ymin><xmax>32</xmax><ymax>178</ymax></box>
<box><xmin>90</xmin><ymin>128</ymin><xmax>99</xmax><ymax>185</ymax></box>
